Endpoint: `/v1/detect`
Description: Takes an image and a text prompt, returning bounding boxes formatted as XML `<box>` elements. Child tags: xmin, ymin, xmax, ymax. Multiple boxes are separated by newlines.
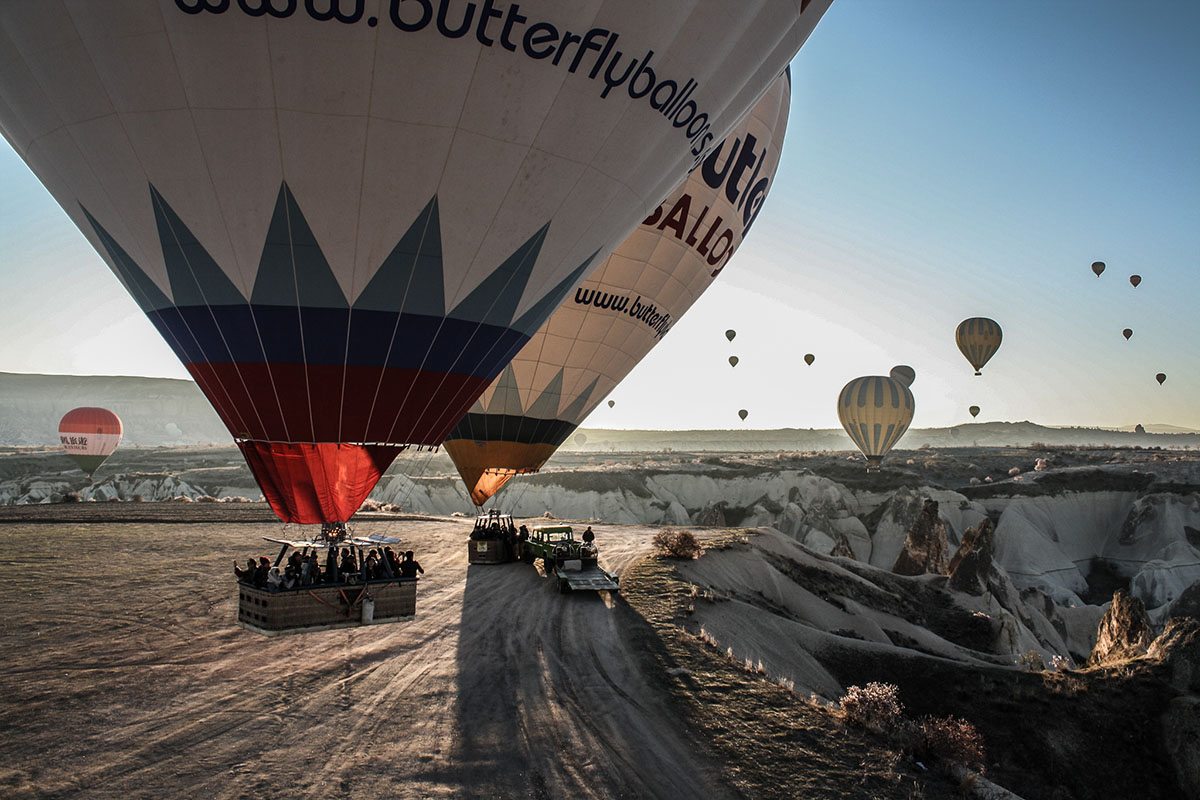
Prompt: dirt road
<box><xmin>0</xmin><ymin>512</ymin><xmax>721</xmax><ymax>799</ymax></box>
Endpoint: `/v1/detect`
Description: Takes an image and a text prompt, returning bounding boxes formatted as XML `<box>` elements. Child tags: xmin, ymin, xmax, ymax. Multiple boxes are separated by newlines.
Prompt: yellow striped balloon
<box><xmin>837</xmin><ymin>376</ymin><xmax>915</xmax><ymax>472</ymax></box>
<box><xmin>955</xmin><ymin>317</ymin><xmax>1003</xmax><ymax>375</ymax></box>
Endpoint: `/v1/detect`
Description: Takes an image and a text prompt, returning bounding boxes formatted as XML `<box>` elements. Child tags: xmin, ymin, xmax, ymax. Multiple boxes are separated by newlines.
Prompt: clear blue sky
<box><xmin>2</xmin><ymin>0</ymin><xmax>1198</xmax><ymax>431</ymax></box>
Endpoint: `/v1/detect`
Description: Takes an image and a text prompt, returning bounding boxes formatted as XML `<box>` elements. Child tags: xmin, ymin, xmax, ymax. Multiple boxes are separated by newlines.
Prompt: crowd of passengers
<box><xmin>234</xmin><ymin>546</ymin><xmax>423</xmax><ymax>591</ymax></box>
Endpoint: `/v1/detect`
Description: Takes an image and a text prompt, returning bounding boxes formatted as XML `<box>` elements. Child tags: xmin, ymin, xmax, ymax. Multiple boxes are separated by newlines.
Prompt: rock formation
<box><xmin>891</xmin><ymin>499</ymin><xmax>948</xmax><ymax>576</ymax></box>
<box><xmin>830</xmin><ymin>533</ymin><xmax>855</xmax><ymax>558</ymax></box>
<box><xmin>1087</xmin><ymin>588</ymin><xmax>1155</xmax><ymax>666</ymax></box>
<box><xmin>1167</xmin><ymin>581</ymin><xmax>1200</xmax><ymax>623</ymax></box>
<box><xmin>947</xmin><ymin>518</ymin><xmax>996</xmax><ymax>595</ymax></box>
<box><xmin>1148</xmin><ymin>617</ymin><xmax>1200</xmax><ymax>693</ymax></box>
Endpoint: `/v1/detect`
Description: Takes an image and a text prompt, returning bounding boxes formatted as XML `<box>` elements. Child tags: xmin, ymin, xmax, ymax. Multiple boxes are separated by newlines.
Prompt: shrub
<box><xmin>62</xmin><ymin>492</ymin><xmax>81</xmax><ymax>503</ymax></box>
<box><xmin>920</xmin><ymin>716</ymin><xmax>986</xmax><ymax>773</ymax></box>
<box><xmin>839</xmin><ymin>682</ymin><xmax>903</xmax><ymax>734</ymax></box>
<box><xmin>653</xmin><ymin>528</ymin><xmax>702</xmax><ymax>559</ymax></box>
<box><xmin>1016</xmin><ymin>650</ymin><xmax>1045</xmax><ymax>670</ymax></box>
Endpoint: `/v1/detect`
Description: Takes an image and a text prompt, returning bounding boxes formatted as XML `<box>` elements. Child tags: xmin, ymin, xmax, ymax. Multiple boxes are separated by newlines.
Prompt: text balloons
<box><xmin>0</xmin><ymin>2</ymin><xmax>832</xmax><ymax>523</ymax></box>
<box><xmin>59</xmin><ymin>408</ymin><xmax>122</xmax><ymax>478</ymax></box>
<box><xmin>837</xmin><ymin>377</ymin><xmax>914</xmax><ymax>472</ymax></box>
<box><xmin>956</xmin><ymin>318</ymin><xmax>1002</xmax><ymax>375</ymax></box>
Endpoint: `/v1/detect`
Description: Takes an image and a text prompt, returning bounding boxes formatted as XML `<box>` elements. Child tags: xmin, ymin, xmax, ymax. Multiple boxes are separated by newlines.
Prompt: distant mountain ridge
<box><xmin>1</xmin><ymin>372</ymin><xmax>1196</xmax><ymax>450</ymax></box>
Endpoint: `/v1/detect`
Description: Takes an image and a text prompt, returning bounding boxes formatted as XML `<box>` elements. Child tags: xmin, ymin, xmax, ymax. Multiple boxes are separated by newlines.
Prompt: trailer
<box><xmin>524</xmin><ymin>524</ymin><xmax>619</xmax><ymax>593</ymax></box>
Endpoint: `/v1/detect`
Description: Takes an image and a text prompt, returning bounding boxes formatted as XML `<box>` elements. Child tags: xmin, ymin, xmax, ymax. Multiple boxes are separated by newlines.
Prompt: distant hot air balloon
<box><xmin>738</xmin><ymin>409</ymin><xmax>749</xmax><ymax>421</ymax></box>
<box><xmin>608</xmin><ymin>400</ymin><xmax>616</xmax><ymax>409</ymax></box>
<box><xmin>1156</xmin><ymin>373</ymin><xmax>1167</xmax><ymax>385</ymax></box>
<box><xmin>837</xmin><ymin>376</ymin><xmax>915</xmax><ymax>472</ymax></box>
<box><xmin>889</xmin><ymin>365</ymin><xmax>916</xmax><ymax>387</ymax></box>
<box><xmin>1123</xmin><ymin>328</ymin><xmax>1134</xmax><ymax>340</ymax></box>
<box><xmin>729</xmin><ymin>356</ymin><xmax>739</xmax><ymax>368</ymax></box>
<box><xmin>804</xmin><ymin>354</ymin><xmax>815</xmax><ymax>366</ymax></box>
<box><xmin>442</xmin><ymin>71</ymin><xmax>794</xmax><ymax>505</ymax></box>
<box><xmin>1129</xmin><ymin>275</ymin><xmax>1142</xmax><ymax>287</ymax></box>
<box><xmin>59</xmin><ymin>408</ymin><xmax>122</xmax><ymax>478</ymax></box>
<box><xmin>1092</xmin><ymin>261</ymin><xmax>1106</xmax><ymax>277</ymax></box>
<box><xmin>574</xmin><ymin>433</ymin><xmax>587</xmax><ymax>446</ymax></box>
<box><xmin>956</xmin><ymin>318</ymin><xmax>1003</xmax><ymax>375</ymax></box>
<box><xmin>969</xmin><ymin>405</ymin><xmax>981</xmax><ymax>418</ymax></box>
<box><xmin>0</xmin><ymin>3</ymin><xmax>832</xmax><ymax>524</ymax></box>
<box><xmin>950</xmin><ymin>427</ymin><xmax>961</xmax><ymax>438</ymax></box>
<box><xmin>726</xmin><ymin>330</ymin><xmax>737</xmax><ymax>342</ymax></box>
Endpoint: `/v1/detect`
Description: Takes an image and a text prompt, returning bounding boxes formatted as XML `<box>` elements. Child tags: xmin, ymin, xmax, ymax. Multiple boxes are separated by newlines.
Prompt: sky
<box><xmin>1</xmin><ymin>0</ymin><xmax>1198</xmax><ymax>433</ymax></box>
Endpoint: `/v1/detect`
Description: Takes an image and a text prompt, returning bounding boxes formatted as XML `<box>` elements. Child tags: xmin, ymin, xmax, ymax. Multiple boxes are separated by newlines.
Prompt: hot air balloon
<box><xmin>1130</xmin><ymin>275</ymin><xmax>1142</xmax><ymax>287</ymax></box>
<box><xmin>889</xmin><ymin>365</ymin><xmax>916</xmax><ymax>387</ymax></box>
<box><xmin>729</xmin><ymin>356</ymin><xmax>739</xmax><ymax>368</ymax></box>
<box><xmin>969</xmin><ymin>405</ymin><xmax>980</xmax><ymax>418</ymax></box>
<box><xmin>804</xmin><ymin>354</ymin><xmax>815</xmax><ymax>366</ymax></box>
<box><xmin>574</xmin><ymin>433</ymin><xmax>587</xmax><ymax>446</ymax></box>
<box><xmin>0</xmin><ymin>3</ymin><xmax>831</xmax><ymax>524</ymax></box>
<box><xmin>608</xmin><ymin>400</ymin><xmax>616</xmax><ymax>409</ymax></box>
<box><xmin>738</xmin><ymin>409</ymin><xmax>749</xmax><ymax>421</ymax></box>
<box><xmin>1123</xmin><ymin>328</ymin><xmax>1134</xmax><ymax>340</ymax></box>
<box><xmin>726</xmin><ymin>330</ymin><xmax>737</xmax><ymax>342</ymax></box>
<box><xmin>1092</xmin><ymin>261</ymin><xmax>1106</xmax><ymax>277</ymax></box>
<box><xmin>443</xmin><ymin>71</ymin><xmax>793</xmax><ymax>505</ymax></box>
<box><xmin>59</xmin><ymin>407</ymin><xmax>122</xmax><ymax>478</ymax></box>
<box><xmin>837</xmin><ymin>376</ymin><xmax>914</xmax><ymax>472</ymax></box>
<box><xmin>956</xmin><ymin>318</ymin><xmax>1002</xmax><ymax>375</ymax></box>
<box><xmin>1156</xmin><ymin>373</ymin><xmax>1167</xmax><ymax>385</ymax></box>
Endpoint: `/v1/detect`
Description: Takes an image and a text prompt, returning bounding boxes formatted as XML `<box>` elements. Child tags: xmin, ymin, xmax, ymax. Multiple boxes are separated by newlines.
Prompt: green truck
<box><xmin>523</xmin><ymin>524</ymin><xmax>619</xmax><ymax>593</ymax></box>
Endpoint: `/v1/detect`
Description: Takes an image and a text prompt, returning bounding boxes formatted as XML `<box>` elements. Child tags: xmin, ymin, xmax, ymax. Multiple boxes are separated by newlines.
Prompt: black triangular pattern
<box><xmin>559</xmin><ymin>375</ymin><xmax>600</xmax><ymax>425</ymax></box>
<box><xmin>251</xmin><ymin>183</ymin><xmax>347</xmax><ymax>308</ymax></box>
<box><xmin>354</xmin><ymin>196</ymin><xmax>444</xmax><ymax>315</ymax></box>
<box><xmin>511</xmin><ymin>248</ymin><xmax>600</xmax><ymax>336</ymax></box>
<box><xmin>150</xmin><ymin>184</ymin><xmax>245</xmax><ymax>306</ymax></box>
<box><xmin>448</xmin><ymin>222</ymin><xmax>549</xmax><ymax>326</ymax></box>
<box><xmin>79</xmin><ymin>204</ymin><xmax>172</xmax><ymax>311</ymax></box>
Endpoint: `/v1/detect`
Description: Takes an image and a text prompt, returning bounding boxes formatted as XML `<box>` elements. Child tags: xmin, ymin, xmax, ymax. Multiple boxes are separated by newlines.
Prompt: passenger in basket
<box><xmin>383</xmin><ymin>547</ymin><xmax>400</xmax><ymax>577</ymax></box>
<box><xmin>325</xmin><ymin>546</ymin><xmax>339</xmax><ymax>584</ymax></box>
<box><xmin>398</xmin><ymin>550</ymin><xmax>424</xmax><ymax>579</ymax></box>
<box><xmin>266</xmin><ymin>567</ymin><xmax>284</xmax><ymax>592</ymax></box>
<box><xmin>340</xmin><ymin>548</ymin><xmax>357</xmax><ymax>577</ymax></box>
<box><xmin>254</xmin><ymin>556</ymin><xmax>271</xmax><ymax>588</ymax></box>
<box><xmin>234</xmin><ymin>558</ymin><xmax>256</xmax><ymax>583</ymax></box>
<box><xmin>281</xmin><ymin>565</ymin><xmax>298</xmax><ymax>591</ymax></box>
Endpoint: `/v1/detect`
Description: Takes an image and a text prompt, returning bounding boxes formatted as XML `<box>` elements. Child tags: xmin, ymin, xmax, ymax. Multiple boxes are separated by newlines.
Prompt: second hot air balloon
<box><xmin>837</xmin><ymin>376</ymin><xmax>914</xmax><ymax>472</ymax></box>
<box><xmin>443</xmin><ymin>71</ymin><xmax>794</xmax><ymax>505</ymax></box>
<box><xmin>956</xmin><ymin>318</ymin><xmax>1003</xmax><ymax>375</ymax></box>
<box><xmin>59</xmin><ymin>408</ymin><xmax>122</xmax><ymax>478</ymax></box>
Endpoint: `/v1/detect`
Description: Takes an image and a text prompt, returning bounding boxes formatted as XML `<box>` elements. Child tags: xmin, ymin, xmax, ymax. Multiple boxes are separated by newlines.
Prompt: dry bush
<box><xmin>920</xmin><ymin>716</ymin><xmax>986</xmax><ymax>773</ymax></box>
<box><xmin>62</xmin><ymin>492</ymin><xmax>81</xmax><ymax>503</ymax></box>
<box><xmin>839</xmin><ymin>682</ymin><xmax>904</xmax><ymax>735</ymax></box>
<box><xmin>1017</xmin><ymin>650</ymin><xmax>1045</xmax><ymax>671</ymax></box>
<box><xmin>652</xmin><ymin>528</ymin><xmax>702</xmax><ymax>559</ymax></box>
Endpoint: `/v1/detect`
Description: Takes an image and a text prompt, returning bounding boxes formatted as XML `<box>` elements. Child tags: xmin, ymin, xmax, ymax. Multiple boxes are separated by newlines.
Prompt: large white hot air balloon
<box><xmin>444</xmin><ymin>69</ymin><xmax>793</xmax><ymax>505</ymax></box>
<box><xmin>0</xmin><ymin>1</ymin><xmax>831</xmax><ymax>523</ymax></box>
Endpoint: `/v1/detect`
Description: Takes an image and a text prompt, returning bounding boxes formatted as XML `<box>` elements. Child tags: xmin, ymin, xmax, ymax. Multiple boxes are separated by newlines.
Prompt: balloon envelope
<box><xmin>1092</xmin><ymin>261</ymin><xmax>1106</xmax><ymax>277</ymax></box>
<box><xmin>0</xmin><ymin>2</ymin><xmax>831</xmax><ymax>523</ymax></box>
<box><xmin>1156</xmin><ymin>373</ymin><xmax>1167</xmax><ymax>385</ymax></box>
<box><xmin>1123</xmin><ymin>328</ymin><xmax>1134</xmax><ymax>340</ymax></box>
<box><xmin>574</xmin><ymin>433</ymin><xmax>587</xmax><ymax>445</ymax></box>
<box><xmin>837</xmin><ymin>376</ymin><xmax>914</xmax><ymax>471</ymax></box>
<box><xmin>1130</xmin><ymin>275</ymin><xmax>1142</xmax><ymax>287</ymax></box>
<box><xmin>59</xmin><ymin>407</ymin><xmax>122</xmax><ymax>478</ymax></box>
<box><xmin>608</xmin><ymin>400</ymin><xmax>616</xmax><ymax>409</ymax></box>
<box><xmin>804</xmin><ymin>354</ymin><xmax>815</xmax><ymax>366</ymax></box>
<box><xmin>726</xmin><ymin>329</ymin><xmax>737</xmax><ymax>342</ymax></box>
<box><xmin>443</xmin><ymin>71</ymin><xmax>792</xmax><ymax>505</ymax></box>
<box><xmin>956</xmin><ymin>318</ymin><xmax>1002</xmax><ymax>375</ymax></box>
<box><xmin>738</xmin><ymin>409</ymin><xmax>749</xmax><ymax>421</ymax></box>
<box><xmin>969</xmin><ymin>405</ymin><xmax>981</xmax><ymax>418</ymax></box>
<box><xmin>889</xmin><ymin>365</ymin><xmax>916</xmax><ymax>387</ymax></box>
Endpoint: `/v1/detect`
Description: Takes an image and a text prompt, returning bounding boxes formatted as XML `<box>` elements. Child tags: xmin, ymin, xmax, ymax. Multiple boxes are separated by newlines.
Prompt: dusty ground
<box><xmin>0</xmin><ymin>508</ymin><xmax>721</xmax><ymax>800</ymax></box>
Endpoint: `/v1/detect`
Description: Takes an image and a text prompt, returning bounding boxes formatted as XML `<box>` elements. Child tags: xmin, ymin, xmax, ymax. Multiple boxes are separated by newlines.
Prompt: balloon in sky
<box><xmin>889</xmin><ymin>365</ymin><xmax>916</xmax><ymax>387</ymax></box>
<box><xmin>956</xmin><ymin>318</ymin><xmax>1003</xmax><ymax>375</ymax></box>
<box><xmin>837</xmin><ymin>376</ymin><xmax>914</xmax><ymax>472</ymax></box>
<box><xmin>59</xmin><ymin>407</ymin><xmax>122</xmax><ymax>478</ymax></box>
<box><xmin>0</xmin><ymin>2</ymin><xmax>831</xmax><ymax>523</ymax></box>
<box><xmin>726</xmin><ymin>329</ymin><xmax>737</xmax><ymax>342</ymax></box>
<box><xmin>804</xmin><ymin>354</ymin><xmax>815</xmax><ymax>366</ymax></box>
<box><xmin>1156</xmin><ymin>373</ymin><xmax>1167</xmax><ymax>385</ymax></box>
<box><xmin>738</xmin><ymin>409</ymin><xmax>749</xmax><ymax>421</ymax></box>
<box><xmin>729</xmin><ymin>356</ymin><xmax>739</xmax><ymax>368</ymax></box>
<box><xmin>1130</xmin><ymin>274</ymin><xmax>1142</xmax><ymax>287</ymax></box>
<box><xmin>443</xmin><ymin>71</ymin><xmax>792</xmax><ymax>505</ymax></box>
<box><xmin>1092</xmin><ymin>261</ymin><xmax>1106</xmax><ymax>277</ymax></box>
<box><xmin>574</xmin><ymin>433</ymin><xmax>587</xmax><ymax>446</ymax></box>
<box><xmin>608</xmin><ymin>400</ymin><xmax>616</xmax><ymax>409</ymax></box>
<box><xmin>1123</xmin><ymin>328</ymin><xmax>1134</xmax><ymax>340</ymax></box>
<box><xmin>969</xmin><ymin>405</ymin><xmax>981</xmax><ymax>418</ymax></box>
